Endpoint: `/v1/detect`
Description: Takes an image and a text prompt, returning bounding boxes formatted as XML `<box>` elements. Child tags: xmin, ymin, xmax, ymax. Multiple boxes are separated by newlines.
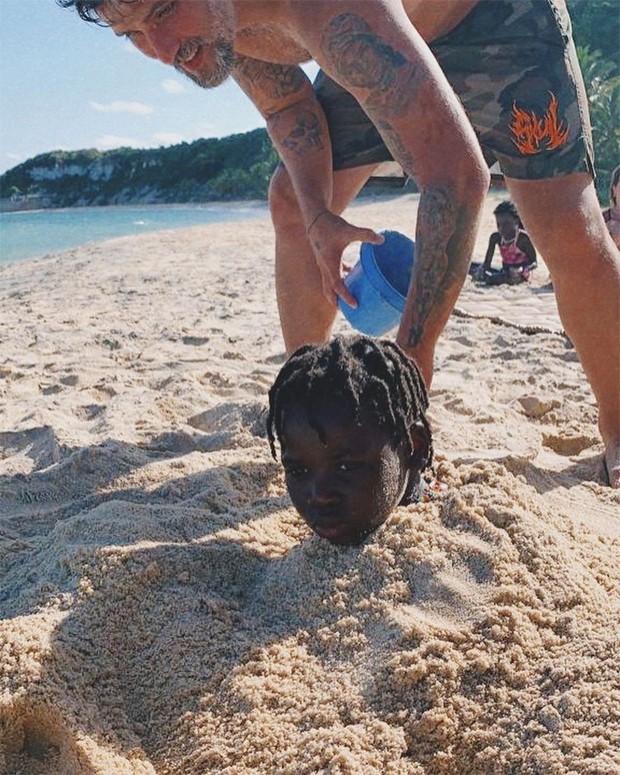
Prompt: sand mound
<box><xmin>1</xmin><ymin>195</ymin><xmax>619</xmax><ymax>774</ymax></box>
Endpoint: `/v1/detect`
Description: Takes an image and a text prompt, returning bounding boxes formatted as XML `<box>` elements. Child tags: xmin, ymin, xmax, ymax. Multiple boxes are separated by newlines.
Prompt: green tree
<box><xmin>570</xmin><ymin>0</ymin><xmax>620</xmax><ymax>76</ymax></box>
<box><xmin>576</xmin><ymin>45</ymin><xmax>620</xmax><ymax>199</ymax></box>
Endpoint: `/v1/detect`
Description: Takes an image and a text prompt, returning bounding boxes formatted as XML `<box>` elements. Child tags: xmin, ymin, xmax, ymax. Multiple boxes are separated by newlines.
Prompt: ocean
<box><xmin>0</xmin><ymin>202</ymin><xmax>269</xmax><ymax>265</ymax></box>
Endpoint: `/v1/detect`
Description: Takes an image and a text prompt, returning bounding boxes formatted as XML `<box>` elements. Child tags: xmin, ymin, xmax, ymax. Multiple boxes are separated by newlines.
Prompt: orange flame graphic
<box><xmin>510</xmin><ymin>93</ymin><xmax>569</xmax><ymax>155</ymax></box>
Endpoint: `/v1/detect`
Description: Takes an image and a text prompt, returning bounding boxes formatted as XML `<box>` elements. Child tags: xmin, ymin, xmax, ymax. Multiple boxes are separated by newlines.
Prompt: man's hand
<box><xmin>307</xmin><ymin>211</ymin><xmax>384</xmax><ymax>306</ymax></box>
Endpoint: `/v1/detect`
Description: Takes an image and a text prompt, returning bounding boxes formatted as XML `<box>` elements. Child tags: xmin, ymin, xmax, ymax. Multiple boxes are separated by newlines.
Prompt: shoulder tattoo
<box><xmin>322</xmin><ymin>13</ymin><xmax>416</xmax><ymax>115</ymax></box>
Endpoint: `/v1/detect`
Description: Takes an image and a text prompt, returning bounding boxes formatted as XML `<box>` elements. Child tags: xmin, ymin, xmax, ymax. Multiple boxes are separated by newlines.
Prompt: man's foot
<box><xmin>604</xmin><ymin>439</ymin><xmax>620</xmax><ymax>488</ymax></box>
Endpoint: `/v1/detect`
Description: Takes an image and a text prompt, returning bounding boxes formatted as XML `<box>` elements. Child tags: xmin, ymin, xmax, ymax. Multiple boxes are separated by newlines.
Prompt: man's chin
<box><xmin>174</xmin><ymin>64</ymin><xmax>231</xmax><ymax>89</ymax></box>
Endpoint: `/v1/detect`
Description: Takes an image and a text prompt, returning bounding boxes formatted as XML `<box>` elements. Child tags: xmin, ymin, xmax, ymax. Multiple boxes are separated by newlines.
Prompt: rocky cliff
<box><xmin>0</xmin><ymin>129</ymin><xmax>278</xmax><ymax>210</ymax></box>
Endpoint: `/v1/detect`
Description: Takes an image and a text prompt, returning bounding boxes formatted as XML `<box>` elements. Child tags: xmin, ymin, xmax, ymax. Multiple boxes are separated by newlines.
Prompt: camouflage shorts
<box><xmin>314</xmin><ymin>0</ymin><xmax>594</xmax><ymax>180</ymax></box>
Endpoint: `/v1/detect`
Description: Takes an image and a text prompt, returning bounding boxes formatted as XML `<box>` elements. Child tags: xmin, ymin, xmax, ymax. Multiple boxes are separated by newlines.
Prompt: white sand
<box><xmin>1</xmin><ymin>193</ymin><xmax>619</xmax><ymax>775</ymax></box>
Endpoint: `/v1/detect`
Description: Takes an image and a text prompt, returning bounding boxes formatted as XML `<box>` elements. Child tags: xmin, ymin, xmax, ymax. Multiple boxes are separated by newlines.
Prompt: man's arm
<box><xmin>234</xmin><ymin>57</ymin><xmax>330</xmax><ymax>232</ymax></box>
<box><xmin>295</xmin><ymin>0</ymin><xmax>489</xmax><ymax>382</ymax></box>
<box><xmin>234</xmin><ymin>56</ymin><xmax>382</xmax><ymax>306</ymax></box>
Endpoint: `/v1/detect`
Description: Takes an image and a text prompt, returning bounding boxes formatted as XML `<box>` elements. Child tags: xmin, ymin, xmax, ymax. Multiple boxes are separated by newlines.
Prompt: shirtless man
<box><xmin>60</xmin><ymin>0</ymin><xmax>620</xmax><ymax>486</ymax></box>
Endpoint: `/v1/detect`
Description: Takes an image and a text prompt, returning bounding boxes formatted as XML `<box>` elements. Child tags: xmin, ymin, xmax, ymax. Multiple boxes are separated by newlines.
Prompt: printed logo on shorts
<box><xmin>510</xmin><ymin>93</ymin><xmax>569</xmax><ymax>155</ymax></box>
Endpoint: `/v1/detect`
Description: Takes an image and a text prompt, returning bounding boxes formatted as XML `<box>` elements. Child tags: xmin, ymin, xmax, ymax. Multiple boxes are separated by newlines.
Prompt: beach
<box><xmin>1</xmin><ymin>192</ymin><xmax>619</xmax><ymax>775</ymax></box>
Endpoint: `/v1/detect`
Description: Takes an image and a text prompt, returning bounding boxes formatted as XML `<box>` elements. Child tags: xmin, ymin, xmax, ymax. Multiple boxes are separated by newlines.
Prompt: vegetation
<box><xmin>576</xmin><ymin>46</ymin><xmax>620</xmax><ymax>199</ymax></box>
<box><xmin>0</xmin><ymin>129</ymin><xmax>279</xmax><ymax>208</ymax></box>
<box><xmin>571</xmin><ymin>0</ymin><xmax>620</xmax><ymax>199</ymax></box>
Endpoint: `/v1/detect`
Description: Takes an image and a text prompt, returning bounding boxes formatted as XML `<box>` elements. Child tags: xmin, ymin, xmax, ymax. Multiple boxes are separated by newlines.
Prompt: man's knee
<box><xmin>268</xmin><ymin>163</ymin><xmax>301</xmax><ymax>228</ymax></box>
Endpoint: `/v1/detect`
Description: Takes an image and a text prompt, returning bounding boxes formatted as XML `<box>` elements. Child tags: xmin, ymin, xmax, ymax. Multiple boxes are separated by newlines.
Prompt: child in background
<box><xmin>602</xmin><ymin>165</ymin><xmax>620</xmax><ymax>250</ymax></box>
<box><xmin>267</xmin><ymin>335</ymin><xmax>434</xmax><ymax>546</ymax></box>
<box><xmin>473</xmin><ymin>200</ymin><xmax>537</xmax><ymax>286</ymax></box>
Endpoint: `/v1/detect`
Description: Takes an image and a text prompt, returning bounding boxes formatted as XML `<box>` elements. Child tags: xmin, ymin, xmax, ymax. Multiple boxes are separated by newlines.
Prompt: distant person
<box><xmin>472</xmin><ymin>201</ymin><xmax>537</xmax><ymax>286</ymax></box>
<box><xmin>59</xmin><ymin>0</ymin><xmax>620</xmax><ymax>486</ymax></box>
<box><xmin>267</xmin><ymin>335</ymin><xmax>434</xmax><ymax>545</ymax></box>
<box><xmin>602</xmin><ymin>166</ymin><xmax>620</xmax><ymax>250</ymax></box>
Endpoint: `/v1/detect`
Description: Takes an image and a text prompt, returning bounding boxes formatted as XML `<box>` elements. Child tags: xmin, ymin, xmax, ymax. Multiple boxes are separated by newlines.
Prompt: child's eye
<box><xmin>337</xmin><ymin>461</ymin><xmax>361</xmax><ymax>473</ymax></box>
<box><xmin>284</xmin><ymin>465</ymin><xmax>308</xmax><ymax>478</ymax></box>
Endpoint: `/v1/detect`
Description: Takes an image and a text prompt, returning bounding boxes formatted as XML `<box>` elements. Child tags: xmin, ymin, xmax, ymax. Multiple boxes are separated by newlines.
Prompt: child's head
<box><xmin>267</xmin><ymin>335</ymin><xmax>432</xmax><ymax>545</ymax></box>
<box><xmin>493</xmin><ymin>200</ymin><xmax>522</xmax><ymax>240</ymax></box>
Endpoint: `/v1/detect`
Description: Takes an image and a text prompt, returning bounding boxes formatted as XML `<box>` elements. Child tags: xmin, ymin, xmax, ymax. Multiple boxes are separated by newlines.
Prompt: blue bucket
<box><xmin>338</xmin><ymin>230</ymin><xmax>415</xmax><ymax>336</ymax></box>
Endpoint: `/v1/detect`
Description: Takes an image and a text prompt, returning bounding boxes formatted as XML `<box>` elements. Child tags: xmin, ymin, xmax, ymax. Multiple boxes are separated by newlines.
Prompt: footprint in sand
<box><xmin>542</xmin><ymin>433</ymin><xmax>600</xmax><ymax>456</ymax></box>
<box><xmin>181</xmin><ymin>335</ymin><xmax>210</xmax><ymax>346</ymax></box>
<box><xmin>74</xmin><ymin>404</ymin><xmax>106</xmax><ymax>422</ymax></box>
<box><xmin>0</xmin><ymin>426</ymin><xmax>62</xmax><ymax>474</ymax></box>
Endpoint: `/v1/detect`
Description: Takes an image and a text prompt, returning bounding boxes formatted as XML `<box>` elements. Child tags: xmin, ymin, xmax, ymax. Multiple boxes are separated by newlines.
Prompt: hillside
<box><xmin>0</xmin><ymin>129</ymin><xmax>279</xmax><ymax>210</ymax></box>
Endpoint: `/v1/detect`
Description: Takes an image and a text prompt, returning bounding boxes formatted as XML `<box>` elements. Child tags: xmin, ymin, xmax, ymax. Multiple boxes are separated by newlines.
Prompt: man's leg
<box><xmin>269</xmin><ymin>162</ymin><xmax>379</xmax><ymax>355</ymax></box>
<box><xmin>507</xmin><ymin>172</ymin><xmax>620</xmax><ymax>486</ymax></box>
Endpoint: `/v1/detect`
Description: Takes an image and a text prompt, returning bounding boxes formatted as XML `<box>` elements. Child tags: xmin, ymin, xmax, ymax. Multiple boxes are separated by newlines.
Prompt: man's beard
<box><xmin>175</xmin><ymin>40</ymin><xmax>236</xmax><ymax>89</ymax></box>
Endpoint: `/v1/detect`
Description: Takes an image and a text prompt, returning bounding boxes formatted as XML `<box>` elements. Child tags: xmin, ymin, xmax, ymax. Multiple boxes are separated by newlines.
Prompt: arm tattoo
<box><xmin>407</xmin><ymin>187</ymin><xmax>459</xmax><ymax>347</ymax></box>
<box><xmin>234</xmin><ymin>56</ymin><xmax>306</xmax><ymax>100</ymax></box>
<box><xmin>280</xmin><ymin>110</ymin><xmax>324</xmax><ymax>155</ymax></box>
<box><xmin>322</xmin><ymin>13</ymin><xmax>416</xmax><ymax>115</ymax></box>
<box><xmin>376</xmin><ymin>119</ymin><xmax>415</xmax><ymax>175</ymax></box>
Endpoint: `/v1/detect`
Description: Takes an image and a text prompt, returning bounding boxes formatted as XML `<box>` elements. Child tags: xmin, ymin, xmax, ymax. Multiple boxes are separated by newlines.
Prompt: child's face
<box><xmin>496</xmin><ymin>213</ymin><xmax>518</xmax><ymax>240</ymax></box>
<box><xmin>280</xmin><ymin>400</ymin><xmax>413</xmax><ymax>545</ymax></box>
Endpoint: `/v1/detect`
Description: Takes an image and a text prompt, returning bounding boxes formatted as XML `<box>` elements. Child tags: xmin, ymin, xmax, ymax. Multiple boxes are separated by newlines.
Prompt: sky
<box><xmin>0</xmin><ymin>0</ymin><xmax>318</xmax><ymax>175</ymax></box>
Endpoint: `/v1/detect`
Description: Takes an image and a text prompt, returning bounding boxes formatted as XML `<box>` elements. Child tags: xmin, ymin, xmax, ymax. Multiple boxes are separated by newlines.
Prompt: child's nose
<box><xmin>308</xmin><ymin>475</ymin><xmax>339</xmax><ymax>505</ymax></box>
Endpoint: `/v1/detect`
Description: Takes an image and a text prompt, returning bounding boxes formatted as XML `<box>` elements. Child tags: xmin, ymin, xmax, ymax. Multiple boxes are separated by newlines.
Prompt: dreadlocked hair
<box><xmin>267</xmin><ymin>335</ymin><xmax>432</xmax><ymax>468</ymax></box>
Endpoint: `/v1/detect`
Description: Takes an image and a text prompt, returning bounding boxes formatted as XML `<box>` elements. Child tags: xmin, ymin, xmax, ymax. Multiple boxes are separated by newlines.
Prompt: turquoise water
<box><xmin>0</xmin><ymin>202</ymin><xmax>269</xmax><ymax>265</ymax></box>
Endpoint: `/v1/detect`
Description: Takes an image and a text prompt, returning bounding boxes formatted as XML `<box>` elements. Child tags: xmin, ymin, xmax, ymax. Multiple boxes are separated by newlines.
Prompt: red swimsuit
<box><xmin>499</xmin><ymin>229</ymin><xmax>532</xmax><ymax>280</ymax></box>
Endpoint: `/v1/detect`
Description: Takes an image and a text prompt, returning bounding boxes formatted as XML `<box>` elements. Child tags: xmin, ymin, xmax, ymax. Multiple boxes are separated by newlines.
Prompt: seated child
<box><xmin>471</xmin><ymin>200</ymin><xmax>537</xmax><ymax>286</ymax></box>
<box><xmin>267</xmin><ymin>335</ymin><xmax>433</xmax><ymax>546</ymax></box>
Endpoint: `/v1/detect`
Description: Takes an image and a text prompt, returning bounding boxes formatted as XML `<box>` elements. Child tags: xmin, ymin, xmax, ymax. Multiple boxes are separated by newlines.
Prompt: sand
<box><xmin>1</xmin><ymin>193</ymin><xmax>619</xmax><ymax>775</ymax></box>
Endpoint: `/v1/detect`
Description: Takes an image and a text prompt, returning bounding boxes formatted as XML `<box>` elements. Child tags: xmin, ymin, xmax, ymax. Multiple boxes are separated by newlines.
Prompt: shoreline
<box><xmin>0</xmin><ymin>189</ymin><xmax>405</xmax><ymax>217</ymax></box>
<box><xmin>0</xmin><ymin>198</ymin><xmax>271</xmax><ymax>216</ymax></box>
<box><xmin>0</xmin><ymin>199</ymin><xmax>272</xmax><ymax>266</ymax></box>
<box><xmin>0</xmin><ymin>191</ymin><xmax>410</xmax><ymax>267</ymax></box>
<box><xmin>0</xmin><ymin>199</ymin><xmax>267</xmax><ymax>215</ymax></box>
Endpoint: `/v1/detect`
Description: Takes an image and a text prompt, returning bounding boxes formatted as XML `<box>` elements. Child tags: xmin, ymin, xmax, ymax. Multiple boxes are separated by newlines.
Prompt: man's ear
<box><xmin>408</xmin><ymin>420</ymin><xmax>431</xmax><ymax>473</ymax></box>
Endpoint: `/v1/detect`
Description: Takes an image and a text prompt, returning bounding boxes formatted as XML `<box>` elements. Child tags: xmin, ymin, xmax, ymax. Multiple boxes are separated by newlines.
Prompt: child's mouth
<box><xmin>314</xmin><ymin>522</ymin><xmax>345</xmax><ymax>540</ymax></box>
<box><xmin>311</xmin><ymin>517</ymin><xmax>363</xmax><ymax>545</ymax></box>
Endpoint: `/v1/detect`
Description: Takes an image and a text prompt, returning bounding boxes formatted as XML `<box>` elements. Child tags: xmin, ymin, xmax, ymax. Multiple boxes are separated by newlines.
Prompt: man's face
<box><xmin>280</xmin><ymin>400</ymin><xmax>411</xmax><ymax>546</ymax></box>
<box><xmin>100</xmin><ymin>0</ymin><xmax>236</xmax><ymax>88</ymax></box>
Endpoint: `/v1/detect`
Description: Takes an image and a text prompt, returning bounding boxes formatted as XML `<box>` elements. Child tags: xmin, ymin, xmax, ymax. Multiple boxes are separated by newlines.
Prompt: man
<box><xmin>59</xmin><ymin>0</ymin><xmax>620</xmax><ymax>487</ymax></box>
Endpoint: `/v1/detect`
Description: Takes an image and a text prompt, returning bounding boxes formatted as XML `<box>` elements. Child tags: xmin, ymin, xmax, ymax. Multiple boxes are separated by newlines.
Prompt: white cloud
<box><xmin>162</xmin><ymin>78</ymin><xmax>185</xmax><ymax>94</ymax></box>
<box><xmin>151</xmin><ymin>132</ymin><xmax>186</xmax><ymax>146</ymax></box>
<box><xmin>90</xmin><ymin>100</ymin><xmax>154</xmax><ymax>115</ymax></box>
<box><xmin>95</xmin><ymin>134</ymin><xmax>143</xmax><ymax>150</ymax></box>
<box><xmin>6</xmin><ymin>152</ymin><xmax>24</xmax><ymax>163</ymax></box>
